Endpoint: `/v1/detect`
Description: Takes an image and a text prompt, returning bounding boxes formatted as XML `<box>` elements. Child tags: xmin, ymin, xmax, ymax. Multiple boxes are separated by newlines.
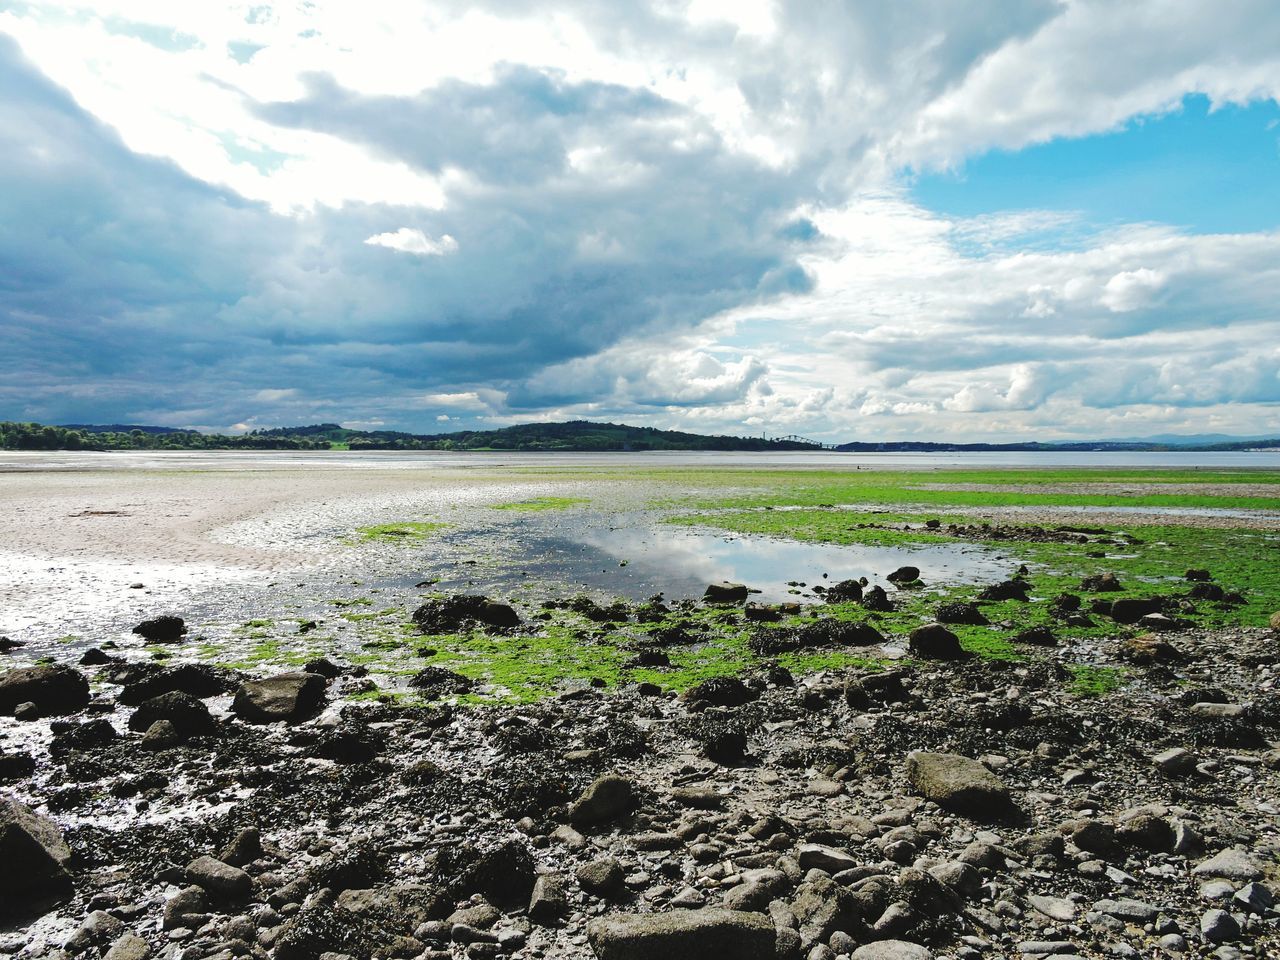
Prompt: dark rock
<box><xmin>1119</xmin><ymin>634</ymin><xmax>1182</xmax><ymax>664</ymax></box>
<box><xmin>935</xmin><ymin>601</ymin><xmax>989</xmax><ymax>625</ymax></box>
<box><xmin>219</xmin><ymin>827</ymin><xmax>263</xmax><ymax>866</ymax></box>
<box><xmin>408</xmin><ymin>666</ymin><xmax>474</xmax><ymax>698</ymax></box>
<box><xmin>303</xmin><ymin>657</ymin><xmax>341</xmax><ymax>678</ymax></box>
<box><xmin>413</xmin><ymin>595</ymin><xmax>521</xmax><ymax>633</ymax></box>
<box><xmin>978</xmin><ymin>579</ymin><xmax>1031</xmax><ymax>602</ymax></box>
<box><xmin>824</xmin><ymin>579</ymin><xmax>864</xmax><ymax>603</ymax></box>
<box><xmin>118</xmin><ymin>664</ymin><xmax>236</xmax><ymax>705</ymax></box>
<box><xmin>140</xmin><ymin>720</ymin><xmax>180</xmax><ymax>750</ymax></box>
<box><xmin>861</xmin><ymin>585</ymin><xmax>894</xmax><ymax>611</ymax></box>
<box><xmin>886</xmin><ymin>566</ymin><xmax>920</xmax><ymax>584</ymax></box>
<box><xmin>232</xmin><ymin>672</ymin><xmax>327</xmax><ymax>723</ymax></box>
<box><xmin>528</xmin><ymin>874</ymin><xmax>568</xmax><ymax>924</ymax></box>
<box><xmin>131</xmin><ymin>615</ymin><xmax>187</xmax><ymax>643</ymax></box>
<box><xmin>907</xmin><ymin>624</ymin><xmax>968</xmax><ymax>660</ymax></box>
<box><xmin>0</xmin><ymin>749</ymin><xmax>37</xmax><ymax>782</ymax></box>
<box><xmin>681</xmin><ymin>676</ymin><xmax>757</xmax><ymax>708</ymax></box>
<box><xmin>102</xmin><ymin>933</ymin><xmax>150</xmax><ymax>960</ymax></box>
<box><xmin>569</xmin><ymin>775</ymin><xmax>635</xmax><ymax>827</ymax></box>
<box><xmin>0</xmin><ymin>796</ymin><xmax>73</xmax><ymax>914</ymax></box>
<box><xmin>1013</xmin><ymin>625</ymin><xmax>1056</xmax><ymax>646</ymax></box>
<box><xmin>1110</xmin><ymin>597</ymin><xmax>1163</xmax><ymax>624</ymax></box>
<box><xmin>1081</xmin><ymin>573</ymin><xmax>1123</xmax><ymax>592</ymax></box>
<box><xmin>587</xmin><ymin>909</ymin><xmax>776</xmax><ymax>960</ymax></box>
<box><xmin>334</xmin><ymin>885</ymin><xmax>449</xmax><ymax>933</ymax></box>
<box><xmin>576</xmin><ymin>857</ymin><xmax>625</xmax><ymax>897</ymax></box>
<box><xmin>128</xmin><ymin>692</ymin><xmax>217</xmax><ymax>739</ymax></box>
<box><xmin>703</xmin><ymin>582</ymin><xmax>750</xmax><ymax>604</ymax></box>
<box><xmin>1185</xmin><ymin>568</ymin><xmax>1212</xmax><ymax>581</ymax></box>
<box><xmin>791</xmin><ymin>874</ymin><xmax>864</xmax><ymax>943</ymax></box>
<box><xmin>905</xmin><ymin>751</ymin><xmax>1012</xmax><ymax>819</ymax></box>
<box><xmin>0</xmin><ymin>664</ymin><xmax>90</xmax><ymax>715</ymax></box>
<box><xmin>0</xmin><ymin>636</ymin><xmax>25</xmax><ymax>653</ymax></box>
<box><xmin>79</xmin><ymin>648</ymin><xmax>114</xmax><ymax>666</ymax></box>
<box><xmin>49</xmin><ymin>718</ymin><xmax>119</xmax><ymax>758</ymax></box>
<box><xmin>1116</xmin><ymin>812</ymin><xmax>1174</xmax><ymax>851</ymax></box>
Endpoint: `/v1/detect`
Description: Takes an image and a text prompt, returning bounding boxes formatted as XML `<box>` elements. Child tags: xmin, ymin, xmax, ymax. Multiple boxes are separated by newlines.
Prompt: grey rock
<box><xmin>586</xmin><ymin>909</ymin><xmax>776</xmax><ymax>960</ymax></box>
<box><xmin>103</xmin><ymin>934</ymin><xmax>150</xmax><ymax>960</ymax></box>
<box><xmin>850</xmin><ymin>941</ymin><xmax>935</xmax><ymax>960</ymax></box>
<box><xmin>1200</xmin><ymin>908</ymin><xmax>1240</xmax><ymax>943</ymax></box>
<box><xmin>792</xmin><ymin>875</ymin><xmax>863</xmax><ymax>943</ymax></box>
<box><xmin>185</xmin><ymin>856</ymin><xmax>251</xmax><ymax>900</ymax></box>
<box><xmin>1232</xmin><ymin>881</ymin><xmax>1273</xmax><ymax>913</ymax></box>
<box><xmin>528</xmin><ymin>874</ymin><xmax>568</xmax><ymax>925</ymax></box>
<box><xmin>797</xmin><ymin>843</ymin><xmax>859</xmax><ymax>874</ymax></box>
<box><xmin>1193</xmin><ymin>849</ymin><xmax>1263</xmax><ymax>882</ymax></box>
<box><xmin>1093</xmin><ymin>899</ymin><xmax>1159</xmax><ymax>922</ymax></box>
<box><xmin>1028</xmin><ymin>895</ymin><xmax>1077</xmax><ymax>922</ymax></box>
<box><xmin>1152</xmin><ymin>748</ymin><xmax>1197</xmax><ymax>776</ymax></box>
<box><xmin>577</xmin><ymin>857</ymin><xmax>625</xmax><ymax>897</ymax></box>
<box><xmin>905</xmin><ymin>751</ymin><xmax>1012</xmax><ymax>819</ymax></box>
<box><xmin>232</xmin><ymin>672</ymin><xmax>327</xmax><ymax>723</ymax></box>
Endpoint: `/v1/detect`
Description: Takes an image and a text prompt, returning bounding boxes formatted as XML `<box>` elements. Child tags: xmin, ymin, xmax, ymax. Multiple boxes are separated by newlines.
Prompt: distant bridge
<box><xmin>769</xmin><ymin>434</ymin><xmax>839</xmax><ymax>450</ymax></box>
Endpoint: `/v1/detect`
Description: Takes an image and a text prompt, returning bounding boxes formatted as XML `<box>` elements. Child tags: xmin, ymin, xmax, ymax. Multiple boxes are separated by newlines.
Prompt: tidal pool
<box><xmin>437</xmin><ymin>525</ymin><xmax>1019</xmax><ymax>604</ymax></box>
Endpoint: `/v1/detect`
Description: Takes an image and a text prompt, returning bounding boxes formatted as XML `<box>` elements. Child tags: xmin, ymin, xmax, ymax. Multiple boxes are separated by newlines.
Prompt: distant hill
<box><xmin>0</xmin><ymin>419</ymin><xmax>823</xmax><ymax>452</ymax></box>
<box><xmin>3</xmin><ymin>418</ymin><xmax>1278</xmax><ymax>453</ymax></box>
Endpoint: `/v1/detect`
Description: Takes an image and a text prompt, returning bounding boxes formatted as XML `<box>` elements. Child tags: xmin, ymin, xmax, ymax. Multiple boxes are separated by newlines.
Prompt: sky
<box><xmin>1</xmin><ymin>0</ymin><xmax>1278</xmax><ymax>442</ymax></box>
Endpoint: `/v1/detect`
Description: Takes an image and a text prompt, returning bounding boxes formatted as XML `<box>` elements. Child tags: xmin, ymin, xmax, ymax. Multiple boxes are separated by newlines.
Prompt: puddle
<box><xmin>430</xmin><ymin>526</ymin><xmax>1017</xmax><ymax>604</ymax></box>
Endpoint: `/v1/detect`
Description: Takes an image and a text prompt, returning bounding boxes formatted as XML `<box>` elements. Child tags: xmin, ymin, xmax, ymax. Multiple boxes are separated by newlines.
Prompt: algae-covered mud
<box><xmin>2</xmin><ymin>453</ymin><xmax>1279</xmax><ymax>959</ymax></box>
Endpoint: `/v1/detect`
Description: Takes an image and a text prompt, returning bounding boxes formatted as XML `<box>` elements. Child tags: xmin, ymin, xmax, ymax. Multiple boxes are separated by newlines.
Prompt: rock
<box><xmin>1189</xmin><ymin>702</ymin><xmax>1245</xmax><ymax>719</ymax></box>
<box><xmin>0</xmin><ymin>749</ymin><xmax>36</xmax><ymax>782</ymax></box>
<box><xmin>850</xmin><ymin>942</ymin><xmax>934</xmax><ymax>960</ymax></box>
<box><xmin>528</xmin><ymin>874</ymin><xmax>568</xmax><ymax>924</ymax></box>
<box><xmin>935</xmin><ymin>601</ymin><xmax>989</xmax><ymax>625</ymax></box>
<box><xmin>825</xmin><ymin>580</ymin><xmax>863</xmax><ymax>603</ymax></box>
<box><xmin>1028</xmin><ymin>895</ymin><xmax>1077</xmax><ymax>921</ymax></box>
<box><xmin>1109</xmin><ymin>598</ymin><xmax>1163</xmax><ymax>625</ymax></box>
<box><xmin>1081</xmin><ymin>573</ymin><xmax>1123</xmax><ymax>592</ymax></box>
<box><xmin>1116</xmin><ymin>812</ymin><xmax>1174</xmax><ymax>852</ymax></box>
<box><xmin>1013</xmin><ymin>625</ymin><xmax>1056</xmax><ymax>646</ymax></box>
<box><xmin>1093</xmin><ymin>898</ymin><xmax>1159</xmax><ymax>923</ymax></box>
<box><xmin>0</xmin><ymin>636</ymin><xmax>25</xmax><ymax>653</ymax></box>
<box><xmin>232</xmin><ymin>672</ymin><xmax>327</xmax><ymax>723</ymax></box>
<box><xmin>1153</xmin><ymin>747</ymin><xmax>1197</xmax><ymax>776</ymax></box>
<box><xmin>0</xmin><ymin>796</ymin><xmax>73</xmax><ymax>911</ymax></box>
<box><xmin>797</xmin><ymin>843</ymin><xmax>860</xmax><ymax>874</ymax></box>
<box><xmin>978</xmin><ymin>579</ymin><xmax>1031</xmax><ymax>602</ymax></box>
<box><xmin>0</xmin><ymin>664</ymin><xmax>90</xmax><ymax>715</ymax></box>
<box><xmin>681</xmin><ymin>676</ymin><xmax>757</xmax><ymax>708</ymax></box>
<box><xmin>1200</xmin><ymin>908</ymin><xmax>1241</xmax><ymax>943</ymax></box>
<box><xmin>1119</xmin><ymin>634</ymin><xmax>1182</xmax><ymax>663</ymax></box>
<box><xmin>570</xmin><ymin>775</ymin><xmax>635</xmax><ymax>826</ymax></box>
<box><xmin>905</xmin><ymin>751</ymin><xmax>1012</xmax><ymax>819</ymax></box>
<box><xmin>131</xmin><ymin>615</ymin><xmax>187</xmax><ymax>642</ymax></box>
<box><xmin>103</xmin><ymin>934</ymin><xmax>150</xmax><ymax>960</ymax></box>
<box><xmin>14</xmin><ymin>701</ymin><xmax>39</xmax><ymax>721</ymax></box>
<box><xmin>185</xmin><ymin>856</ymin><xmax>252</xmax><ymax>900</ymax></box>
<box><xmin>1193</xmin><ymin>849</ymin><xmax>1264</xmax><ymax>882</ymax></box>
<box><xmin>128</xmin><ymin>691</ymin><xmax>217</xmax><ymax>739</ymax></box>
<box><xmin>1270</xmin><ymin>611</ymin><xmax>1280</xmax><ymax>633</ymax></box>
<box><xmin>162</xmin><ymin>886</ymin><xmax>208</xmax><ymax>930</ymax></box>
<box><xmin>140</xmin><ymin>720</ymin><xmax>180</xmax><ymax>750</ymax></box>
<box><xmin>703</xmin><ymin>582</ymin><xmax>750</xmax><ymax>604</ymax></box>
<box><xmin>413</xmin><ymin>595</ymin><xmax>521</xmax><ymax>633</ymax></box>
<box><xmin>886</xmin><ymin>566</ymin><xmax>920</xmax><ymax>585</ymax></box>
<box><xmin>334</xmin><ymin>885</ymin><xmax>449</xmax><ymax>932</ymax></box>
<box><xmin>49</xmin><ymin>718</ymin><xmax>119</xmax><ymax>757</ymax></box>
<box><xmin>586</xmin><ymin>909</ymin><xmax>776</xmax><ymax>960</ymax></box>
<box><xmin>118</xmin><ymin>664</ymin><xmax>235</xmax><ymax>705</ymax></box>
<box><xmin>907</xmin><ymin>624</ymin><xmax>968</xmax><ymax>660</ymax></box>
<box><xmin>576</xmin><ymin>858</ymin><xmax>625</xmax><ymax>897</ymax></box>
<box><xmin>220</xmin><ymin>827</ymin><xmax>263</xmax><ymax>866</ymax></box>
<box><xmin>791</xmin><ymin>875</ymin><xmax>863</xmax><ymax>943</ymax></box>
<box><xmin>669</xmin><ymin>786</ymin><xmax>723</xmax><ymax>809</ymax></box>
<box><xmin>1233</xmin><ymin>882</ymin><xmax>1274</xmax><ymax>913</ymax></box>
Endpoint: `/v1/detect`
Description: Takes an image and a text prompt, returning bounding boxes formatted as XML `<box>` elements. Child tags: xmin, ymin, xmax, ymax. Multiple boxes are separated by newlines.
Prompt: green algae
<box><xmin>491</xmin><ymin>496</ymin><xmax>590</xmax><ymax>512</ymax></box>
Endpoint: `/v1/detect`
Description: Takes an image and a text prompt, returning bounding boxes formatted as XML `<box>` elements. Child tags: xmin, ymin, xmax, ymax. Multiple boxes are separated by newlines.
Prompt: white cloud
<box><xmin>364</xmin><ymin>228</ymin><xmax>458</xmax><ymax>256</ymax></box>
<box><xmin>1100</xmin><ymin>267</ymin><xmax>1167</xmax><ymax>312</ymax></box>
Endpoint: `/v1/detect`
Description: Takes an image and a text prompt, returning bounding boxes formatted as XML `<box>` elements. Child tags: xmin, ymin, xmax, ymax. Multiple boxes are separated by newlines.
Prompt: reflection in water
<box><xmin>510</xmin><ymin>527</ymin><xmax>1016</xmax><ymax>603</ymax></box>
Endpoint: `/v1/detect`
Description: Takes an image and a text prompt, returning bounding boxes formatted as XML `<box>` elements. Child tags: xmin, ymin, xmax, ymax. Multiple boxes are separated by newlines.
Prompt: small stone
<box><xmin>13</xmin><ymin>701</ymin><xmax>39</xmax><ymax>721</ymax></box>
<box><xmin>851</xmin><ymin>941</ymin><xmax>935</xmax><ymax>960</ymax></box>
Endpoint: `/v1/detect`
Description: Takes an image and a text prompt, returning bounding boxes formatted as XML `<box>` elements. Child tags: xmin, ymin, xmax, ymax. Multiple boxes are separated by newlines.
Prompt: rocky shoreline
<box><xmin>2</xmin><ymin>598</ymin><xmax>1279</xmax><ymax>960</ymax></box>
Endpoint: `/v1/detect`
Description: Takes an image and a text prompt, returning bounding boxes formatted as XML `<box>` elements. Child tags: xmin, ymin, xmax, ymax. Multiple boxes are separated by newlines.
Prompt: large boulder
<box><xmin>131</xmin><ymin>615</ymin><xmax>187</xmax><ymax>643</ymax></box>
<box><xmin>569</xmin><ymin>775</ymin><xmax>636</xmax><ymax>827</ymax></box>
<box><xmin>907</xmin><ymin>624</ymin><xmax>968</xmax><ymax>660</ymax></box>
<box><xmin>905</xmin><ymin>751</ymin><xmax>1013</xmax><ymax>820</ymax></box>
<box><xmin>128</xmin><ymin>692</ymin><xmax>217</xmax><ymax>739</ymax></box>
<box><xmin>0</xmin><ymin>796</ymin><xmax>73</xmax><ymax>914</ymax></box>
<box><xmin>412</xmin><ymin>595</ymin><xmax>520</xmax><ymax>633</ymax></box>
<box><xmin>0</xmin><ymin>664</ymin><xmax>90</xmax><ymax>715</ymax></box>
<box><xmin>587</xmin><ymin>909</ymin><xmax>776</xmax><ymax>960</ymax></box>
<box><xmin>232</xmin><ymin>672</ymin><xmax>327</xmax><ymax>723</ymax></box>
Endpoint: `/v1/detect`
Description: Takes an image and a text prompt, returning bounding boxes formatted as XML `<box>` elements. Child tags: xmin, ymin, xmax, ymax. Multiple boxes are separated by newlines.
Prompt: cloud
<box><xmin>0</xmin><ymin>4</ymin><xmax>1278</xmax><ymax>441</ymax></box>
<box><xmin>364</xmin><ymin>227</ymin><xmax>458</xmax><ymax>256</ymax></box>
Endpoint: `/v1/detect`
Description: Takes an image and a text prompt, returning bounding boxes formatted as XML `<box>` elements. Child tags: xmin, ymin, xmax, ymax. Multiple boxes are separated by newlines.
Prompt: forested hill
<box><xmin>0</xmin><ymin>420</ymin><xmax>822</xmax><ymax>452</ymax></box>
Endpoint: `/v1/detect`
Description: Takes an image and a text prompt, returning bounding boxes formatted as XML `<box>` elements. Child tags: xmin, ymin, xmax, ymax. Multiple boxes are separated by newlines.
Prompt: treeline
<box><xmin>0</xmin><ymin>419</ymin><xmax>822</xmax><ymax>452</ymax></box>
<box><xmin>0</xmin><ymin>422</ymin><xmax>329</xmax><ymax>451</ymax></box>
